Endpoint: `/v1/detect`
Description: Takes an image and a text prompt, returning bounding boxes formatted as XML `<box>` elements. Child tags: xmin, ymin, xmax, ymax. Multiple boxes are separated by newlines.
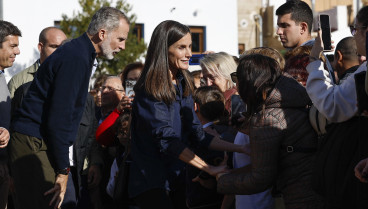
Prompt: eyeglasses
<box><xmin>230</xmin><ymin>72</ymin><xmax>237</xmax><ymax>84</ymax></box>
<box><xmin>100</xmin><ymin>86</ymin><xmax>124</xmax><ymax>92</ymax></box>
<box><xmin>202</xmin><ymin>74</ymin><xmax>218</xmax><ymax>82</ymax></box>
<box><xmin>350</xmin><ymin>24</ymin><xmax>367</xmax><ymax>36</ymax></box>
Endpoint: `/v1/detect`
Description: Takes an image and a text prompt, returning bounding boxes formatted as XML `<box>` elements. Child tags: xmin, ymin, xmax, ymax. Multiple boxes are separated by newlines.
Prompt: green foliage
<box><xmin>59</xmin><ymin>0</ymin><xmax>146</xmax><ymax>75</ymax></box>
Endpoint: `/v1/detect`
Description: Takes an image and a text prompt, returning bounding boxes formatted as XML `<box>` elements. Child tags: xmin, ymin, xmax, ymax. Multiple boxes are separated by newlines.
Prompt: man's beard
<box><xmin>101</xmin><ymin>36</ymin><xmax>114</xmax><ymax>60</ymax></box>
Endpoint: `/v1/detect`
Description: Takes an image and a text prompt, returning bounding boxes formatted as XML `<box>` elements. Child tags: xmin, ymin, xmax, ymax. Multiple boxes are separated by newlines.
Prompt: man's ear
<box><xmin>300</xmin><ymin>22</ymin><xmax>308</xmax><ymax>34</ymax></box>
<box><xmin>336</xmin><ymin>50</ymin><xmax>344</xmax><ymax>64</ymax></box>
<box><xmin>37</xmin><ymin>42</ymin><xmax>43</xmax><ymax>53</ymax></box>
<box><xmin>98</xmin><ymin>29</ymin><xmax>107</xmax><ymax>41</ymax></box>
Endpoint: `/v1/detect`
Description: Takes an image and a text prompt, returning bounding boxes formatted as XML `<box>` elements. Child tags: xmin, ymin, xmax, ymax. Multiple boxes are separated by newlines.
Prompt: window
<box><xmin>189</xmin><ymin>26</ymin><xmax>206</xmax><ymax>54</ymax></box>
<box><xmin>132</xmin><ymin>23</ymin><xmax>144</xmax><ymax>42</ymax></box>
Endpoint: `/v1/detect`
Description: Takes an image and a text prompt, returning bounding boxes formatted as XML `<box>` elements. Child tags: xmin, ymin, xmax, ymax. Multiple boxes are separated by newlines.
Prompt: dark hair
<box><xmin>237</xmin><ymin>54</ymin><xmax>281</xmax><ymax>118</ymax></box>
<box><xmin>276</xmin><ymin>0</ymin><xmax>313</xmax><ymax>34</ymax></box>
<box><xmin>0</xmin><ymin>20</ymin><xmax>22</xmax><ymax>48</ymax></box>
<box><xmin>284</xmin><ymin>54</ymin><xmax>310</xmax><ymax>87</ymax></box>
<box><xmin>193</xmin><ymin>86</ymin><xmax>225</xmax><ymax>121</ymax></box>
<box><xmin>87</xmin><ymin>7</ymin><xmax>130</xmax><ymax>35</ymax></box>
<box><xmin>356</xmin><ymin>6</ymin><xmax>368</xmax><ymax>27</ymax></box>
<box><xmin>121</xmin><ymin>62</ymin><xmax>144</xmax><ymax>87</ymax></box>
<box><xmin>335</xmin><ymin>37</ymin><xmax>358</xmax><ymax>62</ymax></box>
<box><xmin>134</xmin><ymin>20</ymin><xmax>193</xmax><ymax>105</ymax></box>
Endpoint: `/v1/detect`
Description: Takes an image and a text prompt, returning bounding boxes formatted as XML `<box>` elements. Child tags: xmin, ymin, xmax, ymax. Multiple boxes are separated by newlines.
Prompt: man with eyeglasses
<box><xmin>98</xmin><ymin>76</ymin><xmax>125</xmax><ymax>123</ymax></box>
<box><xmin>94</xmin><ymin>75</ymin><xmax>124</xmax><ymax>208</ymax></box>
<box><xmin>305</xmin><ymin>6</ymin><xmax>368</xmax><ymax>209</ymax></box>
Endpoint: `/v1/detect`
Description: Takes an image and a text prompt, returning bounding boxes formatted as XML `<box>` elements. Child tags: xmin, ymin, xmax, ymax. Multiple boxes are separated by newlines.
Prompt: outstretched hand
<box><xmin>207</xmin><ymin>153</ymin><xmax>229</xmax><ymax>177</ymax></box>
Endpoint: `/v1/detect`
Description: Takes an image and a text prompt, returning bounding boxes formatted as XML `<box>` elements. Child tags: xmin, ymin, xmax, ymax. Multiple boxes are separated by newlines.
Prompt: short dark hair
<box><xmin>121</xmin><ymin>62</ymin><xmax>144</xmax><ymax>87</ymax></box>
<box><xmin>0</xmin><ymin>20</ymin><xmax>22</xmax><ymax>48</ymax></box>
<box><xmin>237</xmin><ymin>54</ymin><xmax>281</xmax><ymax>117</ymax></box>
<box><xmin>335</xmin><ymin>37</ymin><xmax>358</xmax><ymax>62</ymax></box>
<box><xmin>193</xmin><ymin>86</ymin><xmax>225</xmax><ymax>121</ymax></box>
<box><xmin>134</xmin><ymin>20</ymin><xmax>193</xmax><ymax>105</ymax></box>
<box><xmin>276</xmin><ymin>0</ymin><xmax>313</xmax><ymax>34</ymax></box>
<box><xmin>356</xmin><ymin>6</ymin><xmax>368</xmax><ymax>29</ymax></box>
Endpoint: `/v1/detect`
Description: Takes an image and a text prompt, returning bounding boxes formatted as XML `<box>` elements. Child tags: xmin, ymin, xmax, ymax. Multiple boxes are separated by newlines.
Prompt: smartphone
<box><xmin>125</xmin><ymin>80</ymin><xmax>136</xmax><ymax>98</ymax></box>
<box><xmin>320</xmin><ymin>14</ymin><xmax>332</xmax><ymax>51</ymax></box>
<box><xmin>189</xmin><ymin>54</ymin><xmax>205</xmax><ymax>65</ymax></box>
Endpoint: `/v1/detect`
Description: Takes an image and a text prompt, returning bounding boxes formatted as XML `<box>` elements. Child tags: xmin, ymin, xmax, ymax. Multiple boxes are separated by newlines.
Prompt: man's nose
<box><xmin>276</xmin><ymin>27</ymin><xmax>282</xmax><ymax>35</ymax></box>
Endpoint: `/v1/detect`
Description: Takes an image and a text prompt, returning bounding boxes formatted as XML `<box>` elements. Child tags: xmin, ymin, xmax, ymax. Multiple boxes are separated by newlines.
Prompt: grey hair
<box><xmin>87</xmin><ymin>7</ymin><xmax>130</xmax><ymax>35</ymax></box>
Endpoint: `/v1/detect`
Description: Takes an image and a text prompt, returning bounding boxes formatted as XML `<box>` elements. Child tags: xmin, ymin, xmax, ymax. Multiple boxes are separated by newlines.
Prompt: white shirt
<box><xmin>306</xmin><ymin>60</ymin><xmax>367</xmax><ymax>122</ymax></box>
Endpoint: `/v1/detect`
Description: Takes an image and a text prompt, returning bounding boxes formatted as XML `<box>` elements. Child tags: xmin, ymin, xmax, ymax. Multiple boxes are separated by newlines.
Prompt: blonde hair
<box><xmin>200</xmin><ymin>52</ymin><xmax>237</xmax><ymax>90</ymax></box>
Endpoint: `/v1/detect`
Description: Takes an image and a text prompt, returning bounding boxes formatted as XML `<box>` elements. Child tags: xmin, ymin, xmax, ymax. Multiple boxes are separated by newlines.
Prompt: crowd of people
<box><xmin>0</xmin><ymin>0</ymin><xmax>368</xmax><ymax>209</ymax></box>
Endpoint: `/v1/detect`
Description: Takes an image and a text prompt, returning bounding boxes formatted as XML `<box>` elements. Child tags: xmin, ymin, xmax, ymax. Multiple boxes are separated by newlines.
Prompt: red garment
<box><xmin>224</xmin><ymin>87</ymin><xmax>237</xmax><ymax>115</ymax></box>
<box><xmin>95</xmin><ymin>108</ymin><xmax>121</xmax><ymax>146</ymax></box>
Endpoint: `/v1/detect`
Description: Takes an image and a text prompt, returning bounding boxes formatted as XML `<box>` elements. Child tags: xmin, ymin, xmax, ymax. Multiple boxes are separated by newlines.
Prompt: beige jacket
<box><xmin>8</xmin><ymin>60</ymin><xmax>39</xmax><ymax>98</ymax></box>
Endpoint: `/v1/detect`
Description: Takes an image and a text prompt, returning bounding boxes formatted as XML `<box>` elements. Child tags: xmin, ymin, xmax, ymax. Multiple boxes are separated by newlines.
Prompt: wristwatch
<box><xmin>55</xmin><ymin>167</ymin><xmax>70</xmax><ymax>175</ymax></box>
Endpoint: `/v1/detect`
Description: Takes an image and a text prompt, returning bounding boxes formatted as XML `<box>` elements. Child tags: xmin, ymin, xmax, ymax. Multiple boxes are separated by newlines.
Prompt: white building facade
<box><xmin>2</xmin><ymin>0</ymin><xmax>238</xmax><ymax>81</ymax></box>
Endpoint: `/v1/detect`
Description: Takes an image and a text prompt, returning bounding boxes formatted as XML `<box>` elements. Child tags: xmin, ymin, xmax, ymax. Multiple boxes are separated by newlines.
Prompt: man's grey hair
<box><xmin>87</xmin><ymin>7</ymin><xmax>130</xmax><ymax>35</ymax></box>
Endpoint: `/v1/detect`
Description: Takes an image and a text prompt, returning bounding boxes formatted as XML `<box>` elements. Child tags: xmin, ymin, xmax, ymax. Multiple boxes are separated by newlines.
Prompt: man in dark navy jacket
<box><xmin>9</xmin><ymin>7</ymin><xmax>130</xmax><ymax>209</ymax></box>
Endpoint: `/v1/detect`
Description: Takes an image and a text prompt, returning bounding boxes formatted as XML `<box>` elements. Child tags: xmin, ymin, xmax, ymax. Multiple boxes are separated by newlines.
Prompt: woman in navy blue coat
<box><xmin>128</xmin><ymin>20</ymin><xmax>245</xmax><ymax>209</ymax></box>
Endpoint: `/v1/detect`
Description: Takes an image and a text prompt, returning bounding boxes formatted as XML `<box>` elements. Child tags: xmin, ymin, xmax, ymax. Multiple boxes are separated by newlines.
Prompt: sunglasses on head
<box><xmin>230</xmin><ymin>72</ymin><xmax>237</xmax><ymax>84</ymax></box>
<box><xmin>350</xmin><ymin>24</ymin><xmax>367</xmax><ymax>36</ymax></box>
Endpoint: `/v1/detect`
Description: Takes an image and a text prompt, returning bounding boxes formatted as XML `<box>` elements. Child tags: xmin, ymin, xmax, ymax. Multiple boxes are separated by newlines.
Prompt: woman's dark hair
<box><xmin>356</xmin><ymin>6</ymin><xmax>368</xmax><ymax>27</ymax></box>
<box><xmin>134</xmin><ymin>20</ymin><xmax>193</xmax><ymax>105</ymax></box>
<box><xmin>237</xmin><ymin>54</ymin><xmax>281</xmax><ymax>118</ymax></box>
<box><xmin>121</xmin><ymin>62</ymin><xmax>144</xmax><ymax>87</ymax></box>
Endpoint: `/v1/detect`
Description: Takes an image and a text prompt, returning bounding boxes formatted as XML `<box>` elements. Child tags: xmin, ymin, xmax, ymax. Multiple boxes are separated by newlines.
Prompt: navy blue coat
<box><xmin>12</xmin><ymin>33</ymin><xmax>96</xmax><ymax>171</ymax></box>
<box><xmin>129</xmin><ymin>73</ymin><xmax>213</xmax><ymax>197</ymax></box>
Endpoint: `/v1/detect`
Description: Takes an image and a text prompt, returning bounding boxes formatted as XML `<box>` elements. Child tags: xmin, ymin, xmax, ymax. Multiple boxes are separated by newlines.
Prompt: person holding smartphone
<box><xmin>95</xmin><ymin>62</ymin><xmax>143</xmax><ymax>146</ymax></box>
<box><xmin>306</xmin><ymin>7</ymin><xmax>368</xmax><ymax>122</ymax></box>
<box><xmin>305</xmin><ymin>6</ymin><xmax>368</xmax><ymax>209</ymax></box>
